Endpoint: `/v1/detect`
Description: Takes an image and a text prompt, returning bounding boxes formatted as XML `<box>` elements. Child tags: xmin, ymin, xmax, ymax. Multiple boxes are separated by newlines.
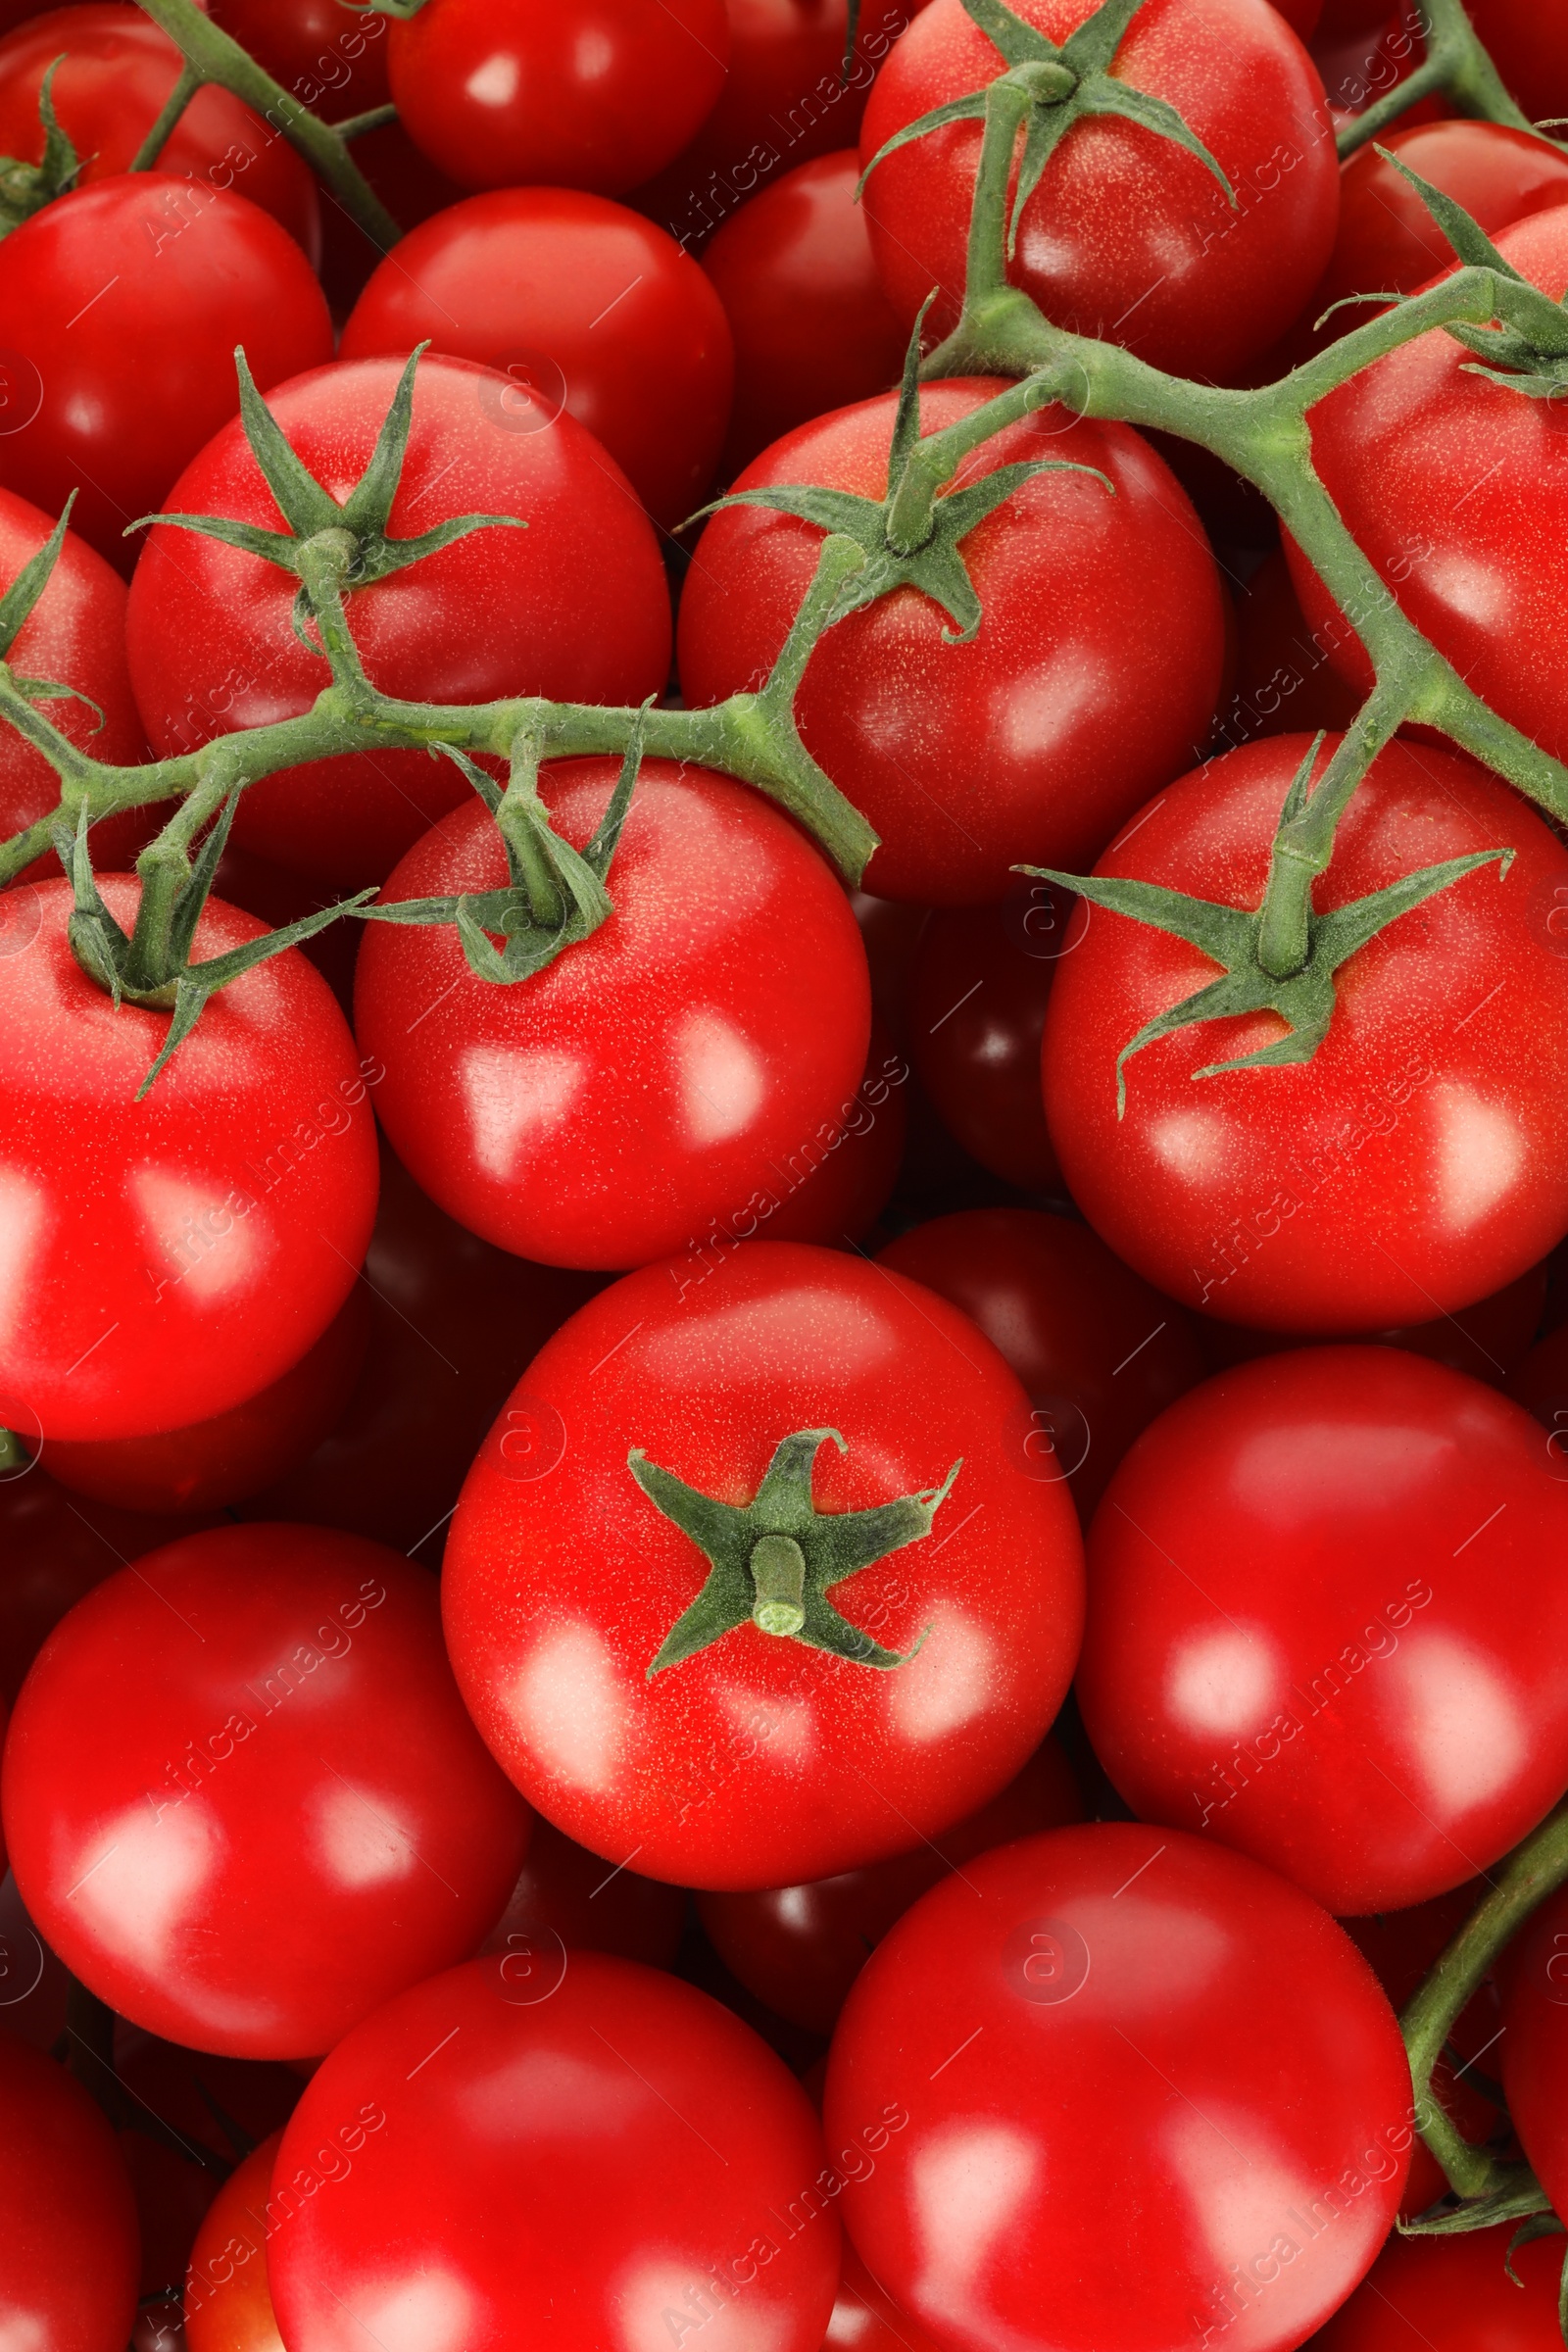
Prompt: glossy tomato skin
<box><xmin>678</xmin><ymin>380</ymin><xmax>1226</xmax><ymax>903</ymax></box>
<box><xmin>269</xmin><ymin>1952</ymin><xmax>839</xmax><ymax>2352</ymax></box>
<box><xmin>1501</xmin><ymin>1882</ymin><xmax>1568</xmax><ymax>2219</ymax></box>
<box><xmin>702</xmin><ymin>150</ymin><xmax>906</xmax><ymax>477</ymax></box>
<box><xmin>826</xmin><ymin>1822</ymin><xmax>1411</xmax><ymax>2352</ymax></box>
<box><xmin>1080</xmin><ymin>1348</ymin><xmax>1568</xmax><ymax>1914</ymax></box>
<box><xmin>752</xmin><ymin>1021</ymin><xmax>909</xmax><ymax>1250</ymax></box>
<box><xmin>0</xmin><ymin>2034</ymin><xmax>140</xmax><ymax>2352</ymax></box>
<box><xmin>906</xmin><ymin>888</ymin><xmax>1067</xmax><ymax>1188</ymax></box>
<box><xmin>0</xmin><ymin>877</ymin><xmax>378</xmax><ymax>1444</ymax></box>
<box><xmin>0</xmin><ymin>176</ymin><xmax>332</xmax><ymax>569</ymax></box>
<box><xmin>182</xmin><ymin>2128</ymin><xmax>285</xmax><ymax>2352</ymax></box>
<box><xmin>858</xmin><ymin>0</ymin><xmax>1340</xmax><ymax>376</ymax></box>
<box><xmin>355</xmin><ymin>762</ymin><xmax>871</xmax><ymax>1271</ymax></box>
<box><xmin>479</xmin><ymin>1814</ymin><xmax>689</xmax><ymax>1970</ymax></box>
<box><xmin>443</xmin><ymin>1242</ymin><xmax>1086</xmax><ymax>1889</ymax></box>
<box><xmin>388</xmin><ymin>0</ymin><xmax>730</xmax><ymax>196</ymax></box>
<box><xmin>876</xmin><ymin>1208</ymin><xmax>1207</xmax><ymax>1521</ymax></box>
<box><xmin>826</xmin><ymin>2246</ymin><xmax>949</xmax><ymax>2352</ymax></box>
<box><xmin>1043</xmin><ymin>735</ymin><xmax>1568</xmax><ymax>1332</ymax></box>
<box><xmin>1465</xmin><ymin>0</ymin><xmax>1568</xmax><ymax>125</ymax></box>
<box><xmin>1</xmin><ymin>1523</ymin><xmax>532</xmax><ymax>2058</ymax></box>
<box><xmin>1314</xmin><ymin>2222</ymin><xmax>1566</xmax><ymax>2349</ymax></box>
<box><xmin>125</xmin><ymin>353</ymin><xmax>672</xmax><ymax>891</ymax></box>
<box><xmin>340</xmin><ymin>187</ymin><xmax>734</xmax><ymax>530</ymax></box>
<box><xmin>0</xmin><ymin>6</ymin><xmax>320</xmax><ymax>260</ymax></box>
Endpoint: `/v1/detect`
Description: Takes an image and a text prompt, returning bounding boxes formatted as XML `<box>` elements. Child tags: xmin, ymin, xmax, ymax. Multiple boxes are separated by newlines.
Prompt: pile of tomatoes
<box><xmin>5</xmin><ymin>0</ymin><xmax>1568</xmax><ymax>2348</ymax></box>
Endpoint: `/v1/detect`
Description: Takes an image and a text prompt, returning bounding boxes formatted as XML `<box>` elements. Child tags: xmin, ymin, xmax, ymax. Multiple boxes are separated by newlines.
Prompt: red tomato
<box><xmin>0</xmin><ymin>6</ymin><xmax>319</xmax><ymax>260</ymax></box>
<box><xmin>1079</xmin><ymin>1347</ymin><xmax>1568</xmax><ymax>1913</ymax></box>
<box><xmin>906</xmin><ymin>887</ymin><xmax>1068</xmax><ymax>1189</ymax></box>
<box><xmin>355</xmin><ymin>760</ymin><xmax>871</xmax><ymax>1271</ymax></box>
<box><xmin>1270</xmin><ymin>0</ymin><xmax>1321</xmax><ymax>28</ymax></box>
<box><xmin>388</xmin><ymin>0</ymin><xmax>730</xmax><ymax>197</ymax></box>
<box><xmin>268</xmin><ymin>1952</ymin><xmax>840</xmax><ymax>2352</ymax></box>
<box><xmin>1465</xmin><ymin>0</ymin><xmax>1568</xmax><ymax>127</ymax></box>
<box><xmin>876</xmin><ymin>1207</ymin><xmax>1207</xmax><ymax>1521</ymax></box>
<box><xmin>702</xmin><ymin>150</ymin><xmax>906</xmax><ymax>477</ymax></box>
<box><xmin>1199</xmin><ymin>1260</ymin><xmax>1549</xmax><ymax>1386</ymax></box>
<box><xmin>0</xmin><ymin>877</ymin><xmax>378</xmax><ymax>1444</ymax></box>
<box><xmin>0</xmin><ymin>1470</ymin><xmax>219</xmax><ymax>1703</ymax></box>
<box><xmin>1505</xmin><ymin>1316</ymin><xmax>1568</xmax><ymax>1481</ymax></box>
<box><xmin>826</xmin><ymin>2245</ymin><xmax>950</xmax><ymax>2352</ymax></box>
<box><xmin>442</xmin><ymin>1241</ymin><xmax>1085</xmax><ymax>1888</ymax></box>
<box><xmin>0</xmin><ymin>2033</ymin><xmax>140</xmax><ymax>2352</ymax></box>
<box><xmin>1500</xmin><ymin>1880</ymin><xmax>1568</xmax><ymax>2219</ymax></box>
<box><xmin>0</xmin><ymin>176</ymin><xmax>332</xmax><ymax>570</ymax></box>
<box><xmin>125</xmin><ymin>352</ymin><xmax>672</xmax><ymax>891</ymax></box>
<box><xmin>826</xmin><ymin>1822</ymin><xmax>1411</xmax><ymax>2352</ymax></box>
<box><xmin>858</xmin><ymin>0</ymin><xmax>1340</xmax><ymax>377</ymax></box>
<box><xmin>478</xmin><ymin>1813</ymin><xmax>689</xmax><ymax>1971</ymax></box>
<box><xmin>678</xmin><ymin>380</ymin><xmax>1226</xmax><ymax>903</ymax></box>
<box><xmin>698</xmin><ymin>1733</ymin><xmax>1082</xmax><ymax>2033</ymax></box>
<box><xmin>760</xmin><ymin>1024</ymin><xmax>909</xmax><ymax>1250</ymax></box>
<box><xmin>1314</xmin><ymin>2223</ymin><xmax>1566</xmax><ymax>2349</ymax></box>
<box><xmin>182</xmin><ymin>2128</ymin><xmax>284</xmax><ymax>2352</ymax></box>
<box><xmin>1221</xmin><ymin>543</ymin><xmax>1363</xmax><ymax>753</ymax></box>
<box><xmin>206</xmin><ymin>0</ymin><xmax>390</xmax><ymax>117</ymax></box>
<box><xmin>1</xmin><ymin>1522</ymin><xmax>531</xmax><ymax>2057</ymax></box>
<box><xmin>1042</xmin><ymin>735</ymin><xmax>1568</xmax><ymax>1332</ymax></box>
<box><xmin>339</xmin><ymin>187</ymin><xmax>734</xmax><ymax>530</ymax></box>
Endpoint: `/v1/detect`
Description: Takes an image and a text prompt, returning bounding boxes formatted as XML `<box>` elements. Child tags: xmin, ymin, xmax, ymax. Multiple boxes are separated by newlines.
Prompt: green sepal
<box><xmin>0</xmin><ymin>494</ymin><xmax>105</xmax><ymax>729</ymax></box>
<box><xmin>629</xmin><ymin>1427</ymin><xmax>963</xmax><ymax>1677</ymax></box>
<box><xmin>1506</xmin><ymin>2212</ymin><xmax>1566</xmax><ymax>2289</ymax></box>
<box><xmin>0</xmin><ymin>59</ymin><xmax>83</xmax><ymax>235</ymax></box>
<box><xmin>1399</xmin><ymin>2173</ymin><xmax>1554</xmax><ymax>2237</ymax></box>
<box><xmin>1376</xmin><ymin>148</ymin><xmax>1568</xmax><ymax>387</ymax></box>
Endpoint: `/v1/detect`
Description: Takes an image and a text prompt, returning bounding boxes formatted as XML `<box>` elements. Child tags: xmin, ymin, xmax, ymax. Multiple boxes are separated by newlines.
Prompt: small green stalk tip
<box><xmin>750</xmin><ymin>1537</ymin><xmax>808</xmax><ymax>1637</ymax></box>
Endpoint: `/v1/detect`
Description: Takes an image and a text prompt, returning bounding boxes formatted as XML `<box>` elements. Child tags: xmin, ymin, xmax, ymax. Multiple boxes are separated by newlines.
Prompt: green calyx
<box><xmin>628</xmin><ymin>1427</ymin><xmax>962</xmax><ymax>1678</ymax></box>
<box><xmin>0</xmin><ymin>496</ymin><xmax>107</xmax><ymax>729</ymax></box>
<box><xmin>1379</xmin><ymin>151</ymin><xmax>1568</xmax><ymax>395</ymax></box>
<box><xmin>0</xmin><ymin>61</ymin><xmax>82</xmax><ymax>235</ymax></box>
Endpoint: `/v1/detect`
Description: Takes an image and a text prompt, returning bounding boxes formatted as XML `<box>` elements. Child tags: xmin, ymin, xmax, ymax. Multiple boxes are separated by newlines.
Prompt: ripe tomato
<box><xmin>206</xmin><ymin>0</ymin><xmax>390</xmax><ymax>117</ymax></box>
<box><xmin>388</xmin><ymin>0</ymin><xmax>730</xmax><ymax>197</ymax></box>
<box><xmin>858</xmin><ymin>0</ymin><xmax>1340</xmax><ymax>378</ymax></box>
<box><xmin>701</xmin><ymin>150</ymin><xmax>906</xmax><ymax>477</ymax></box>
<box><xmin>1500</xmin><ymin>1880</ymin><xmax>1568</xmax><ymax>2220</ymax></box>
<box><xmin>1506</xmin><ymin>1315</ymin><xmax>1568</xmax><ymax>1478</ymax></box>
<box><xmin>826</xmin><ymin>1822</ymin><xmax>1411</xmax><ymax>2352</ymax></box>
<box><xmin>0</xmin><ymin>1470</ymin><xmax>218</xmax><ymax>1702</ymax></box>
<box><xmin>182</xmin><ymin>2128</ymin><xmax>285</xmax><ymax>2352</ymax></box>
<box><xmin>1314</xmin><ymin>2223</ymin><xmax>1566</xmax><ymax>2348</ymax></box>
<box><xmin>678</xmin><ymin>380</ymin><xmax>1226</xmax><ymax>903</ymax></box>
<box><xmin>877</xmin><ymin>1207</ymin><xmax>1207</xmax><ymax>1520</ymax></box>
<box><xmin>442</xmin><ymin>1241</ymin><xmax>1085</xmax><ymax>1888</ymax></box>
<box><xmin>355</xmin><ymin>760</ymin><xmax>871</xmax><ymax>1272</ymax></box>
<box><xmin>1079</xmin><ymin>1346</ymin><xmax>1568</xmax><ymax>1913</ymax></box>
<box><xmin>906</xmin><ymin>888</ymin><xmax>1067</xmax><ymax>1189</ymax></box>
<box><xmin>0</xmin><ymin>5</ymin><xmax>320</xmax><ymax>261</ymax></box>
<box><xmin>0</xmin><ymin>2033</ymin><xmax>140</xmax><ymax>2352</ymax></box>
<box><xmin>1042</xmin><ymin>735</ymin><xmax>1568</xmax><ymax>1332</ymax></box>
<box><xmin>1199</xmin><ymin>1259</ymin><xmax>1549</xmax><ymax>1386</ymax></box>
<box><xmin>827</xmin><ymin>2245</ymin><xmax>949</xmax><ymax>2352</ymax></box>
<box><xmin>1465</xmin><ymin>0</ymin><xmax>1568</xmax><ymax>126</ymax></box>
<box><xmin>1</xmin><ymin>1523</ymin><xmax>532</xmax><ymax>2058</ymax></box>
<box><xmin>0</xmin><ymin>877</ymin><xmax>378</xmax><ymax>1445</ymax></box>
<box><xmin>0</xmin><ymin>176</ymin><xmax>332</xmax><ymax>570</ymax></box>
<box><xmin>1222</xmin><ymin>544</ymin><xmax>1364</xmax><ymax>753</ymax></box>
<box><xmin>479</xmin><ymin>1813</ymin><xmax>689</xmax><ymax>1971</ymax></box>
<box><xmin>268</xmin><ymin>1952</ymin><xmax>840</xmax><ymax>2352</ymax></box>
<box><xmin>339</xmin><ymin>187</ymin><xmax>734</xmax><ymax>531</ymax></box>
<box><xmin>759</xmin><ymin>1023</ymin><xmax>909</xmax><ymax>1250</ymax></box>
<box><xmin>125</xmin><ymin>353</ymin><xmax>672</xmax><ymax>891</ymax></box>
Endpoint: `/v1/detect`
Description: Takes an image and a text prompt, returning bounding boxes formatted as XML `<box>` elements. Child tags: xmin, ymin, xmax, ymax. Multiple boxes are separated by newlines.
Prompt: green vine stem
<box><xmin>1336</xmin><ymin>0</ymin><xmax>1554</xmax><ymax>160</ymax></box>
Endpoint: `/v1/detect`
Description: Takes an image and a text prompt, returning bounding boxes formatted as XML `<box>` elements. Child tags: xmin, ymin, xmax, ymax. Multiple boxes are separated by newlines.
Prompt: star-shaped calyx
<box><xmin>1369</xmin><ymin>151</ymin><xmax>1568</xmax><ymax>397</ymax></box>
<box><xmin>628</xmin><ymin>1428</ymin><xmax>962</xmax><ymax>1678</ymax></box>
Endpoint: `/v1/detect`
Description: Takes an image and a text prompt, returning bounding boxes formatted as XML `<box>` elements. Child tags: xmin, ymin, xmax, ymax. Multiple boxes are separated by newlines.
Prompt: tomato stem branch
<box><xmin>127</xmin><ymin>59</ymin><xmax>203</xmax><ymax>172</ymax></box>
<box><xmin>1336</xmin><ymin>0</ymin><xmax>1551</xmax><ymax>160</ymax></box>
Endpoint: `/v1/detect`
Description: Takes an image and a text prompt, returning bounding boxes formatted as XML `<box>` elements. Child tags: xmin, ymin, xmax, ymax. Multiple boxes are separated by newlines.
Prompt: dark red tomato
<box><xmin>826</xmin><ymin>1822</ymin><xmax>1411</xmax><ymax>2352</ymax></box>
<box><xmin>0</xmin><ymin>7</ymin><xmax>320</xmax><ymax>261</ymax></box>
<box><xmin>0</xmin><ymin>176</ymin><xmax>332</xmax><ymax>570</ymax></box>
<box><xmin>858</xmin><ymin>0</ymin><xmax>1340</xmax><ymax>377</ymax></box>
<box><xmin>702</xmin><ymin>149</ymin><xmax>906</xmax><ymax>477</ymax></box>
<box><xmin>356</xmin><ymin>761</ymin><xmax>871</xmax><ymax>1271</ymax></box>
<box><xmin>906</xmin><ymin>887</ymin><xmax>1069</xmax><ymax>1189</ymax></box>
<box><xmin>877</xmin><ymin>1208</ymin><xmax>1207</xmax><ymax>1521</ymax></box>
<box><xmin>698</xmin><ymin>1733</ymin><xmax>1082</xmax><ymax>2033</ymax></box>
<box><xmin>1219</xmin><ymin>544</ymin><xmax>1362</xmax><ymax>755</ymax></box>
<box><xmin>207</xmin><ymin>0</ymin><xmax>390</xmax><ymax>116</ymax></box>
<box><xmin>1500</xmin><ymin>1881</ymin><xmax>1568</xmax><ymax>2218</ymax></box>
<box><xmin>479</xmin><ymin>1814</ymin><xmax>688</xmax><ymax>1970</ymax></box>
<box><xmin>1316</xmin><ymin>0</ymin><xmax>1391</xmax><ymax>31</ymax></box>
<box><xmin>750</xmin><ymin>1022</ymin><xmax>908</xmax><ymax>1250</ymax></box>
<box><xmin>340</xmin><ymin>187</ymin><xmax>734</xmax><ymax>530</ymax></box>
<box><xmin>678</xmin><ymin>381</ymin><xmax>1226</xmax><ymax>903</ymax></box>
<box><xmin>1043</xmin><ymin>735</ymin><xmax>1568</xmax><ymax>1333</ymax></box>
<box><xmin>38</xmin><ymin>1283</ymin><xmax>370</xmax><ymax>1514</ymax></box>
<box><xmin>827</xmin><ymin>2246</ymin><xmax>949</xmax><ymax>2352</ymax></box>
<box><xmin>1505</xmin><ymin>1316</ymin><xmax>1568</xmax><ymax>1483</ymax></box>
<box><xmin>3</xmin><ymin>1525</ymin><xmax>531</xmax><ymax>2063</ymax></box>
<box><xmin>182</xmin><ymin>2129</ymin><xmax>284</xmax><ymax>2352</ymax></box>
<box><xmin>212</xmin><ymin>840</ymin><xmax>362</xmax><ymax>1014</ymax></box>
<box><xmin>1200</xmin><ymin>1260</ymin><xmax>1549</xmax><ymax>1386</ymax></box>
<box><xmin>0</xmin><ymin>482</ymin><xmax>155</xmax><ymax>884</ymax></box>
<box><xmin>443</xmin><ymin>1241</ymin><xmax>1085</xmax><ymax>1888</ymax></box>
<box><xmin>125</xmin><ymin>353</ymin><xmax>671</xmax><ymax>891</ymax></box>
<box><xmin>1079</xmin><ymin>1347</ymin><xmax>1568</xmax><ymax>1913</ymax></box>
<box><xmin>0</xmin><ymin>1471</ymin><xmax>220</xmax><ymax>1702</ymax></box>
<box><xmin>1270</xmin><ymin>0</ymin><xmax>1321</xmax><ymax>29</ymax></box>
<box><xmin>0</xmin><ymin>2034</ymin><xmax>140</xmax><ymax>2352</ymax></box>
<box><xmin>270</xmin><ymin>1952</ymin><xmax>839</xmax><ymax>2352</ymax></box>
<box><xmin>242</xmin><ymin>1146</ymin><xmax>595</xmax><ymax>1556</ymax></box>
<box><xmin>0</xmin><ymin>877</ymin><xmax>378</xmax><ymax>1443</ymax></box>
<box><xmin>1315</xmin><ymin>2223</ymin><xmax>1565</xmax><ymax>2349</ymax></box>
<box><xmin>852</xmin><ymin>889</ymin><xmax>930</xmax><ymax>1046</ymax></box>
<box><xmin>388</xmin><ymin>0</ymin><xmax>730</xmax><ymax>196</ymax></box>
<box><xmin>1466</xmin><ymin>0</ymin><xmax>1568</xmax><ymax>127</ymax></box>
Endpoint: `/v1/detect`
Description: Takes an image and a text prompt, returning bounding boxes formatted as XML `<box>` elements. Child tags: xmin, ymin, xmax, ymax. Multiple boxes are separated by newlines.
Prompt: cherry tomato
<box><xmin>876</xmin><ymin>1207</ymin><xmax>1207</xmax><ymax>1521</ymax></box>
<box><xmin>678</xmin><ymin>379</ymin><xmax>1226</xmax><ymax>903</ymax></box>
<box><xmin>825</xmin><ymin>1822</ymin><xmax>1411</xmax><ymax>2352</ymax></box>
<box><xmin>355</xmin><ymin>760</ymin><xmax>871</xmax><ymax>1272</ymax></box>
<box><xmin>0</xmin><ymin>1469</ymin><xmax>219</xmax><ymax>1702</ymax></box>
<box><xmin>1</xmin><ymin>1522</ymin><xmax>532</xmax><ymax>2057</ymax></box>
<box><xmin>479</xmin><ymin>1813</ymin><xmax>689</xmax><ymax>1971</ymax></box>
<box><xmin>268</xmin><ymin>1952</ymin><xmax>840</xmax><ymax>2352</ymax></box>
<box><xmin>701</xmin><ymin>150</ymin><xmax>906</xmax><ymax>478</ymax></box>
<box><xmin>339</xmin><ymin>186</ymin><xmax>734</xmax><ymax>531</ymax></box>
<box><xmin>0</xmin><ymin>176</ymin><xmax>332</xmax><ymax>570</ymax></box>
<box><xmin>760</xmin><ymin>1024</ymin><xmax>909</xmax><ymax>1250</ymax></box>
<box><xmin>387</xmin><ymin>0</ymin><xmax>730</xmax><ymax>197</ymax></box>
<box><xmin>182</xmin><ymin>2128</ymin><xmax>285</xmax><ymax>2352</ymax></box>
<box><xmin>1199</xmin><ymin>1260</ymin><xmax>1549</xmax><ymax>1386</ymax></box>
<box><xmin>125</xmin><ymin>352</ymin><xmax>672</xmax><ymax>891</ymax></box>
<box><xmin>1079</xmin><ymin>1346</ymin><xmax>1568</xmax><ymax>1913</ymax></box>
<box><xmin>442</xmin><ymin>1240</ymin><xmax>1085</xmax><ymax>1888</ymax></box>
<box><xmin>0</xmin><ymin>877</ymin><xmax>378</xmax><ymax>1444</ymax></box>
<box><xmin>1042</xmin><ymin>735</ymin><xmax>1568</xmax><ymax>1332</ymax></box>
<box><xmin>0</xmin><ymin>2032</ymin><xmax>140</xmax><ymax>2352</ymax></box>
<box><xmin>1314</xmin><ymin>2222</ymin><xmax>1566</xmax><ymax>2349</ymax></box>
<box><xmin>906</xmin><ymin>887</ymin><xmax>1068</xmax><ymax>1189</ymax></box>
<box><xmin>1465</xmin><ymin>0</ymin><xmax>1568</xmax><ymax>127</ymax></box>
<box><xmin>1500</xmin><ymin>1880</ymin><xmax>1568</xmax><ymax>2220</ymax></box>
<box><xmin>698</xmin><ymin>1732</ymin><xmax>1082</xmax><ymax>2033</ymax></box>
<box><xmin>858</xmin><ymin>0</ymin><xmax>1340</xmax><ymax>378</ymax></box>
